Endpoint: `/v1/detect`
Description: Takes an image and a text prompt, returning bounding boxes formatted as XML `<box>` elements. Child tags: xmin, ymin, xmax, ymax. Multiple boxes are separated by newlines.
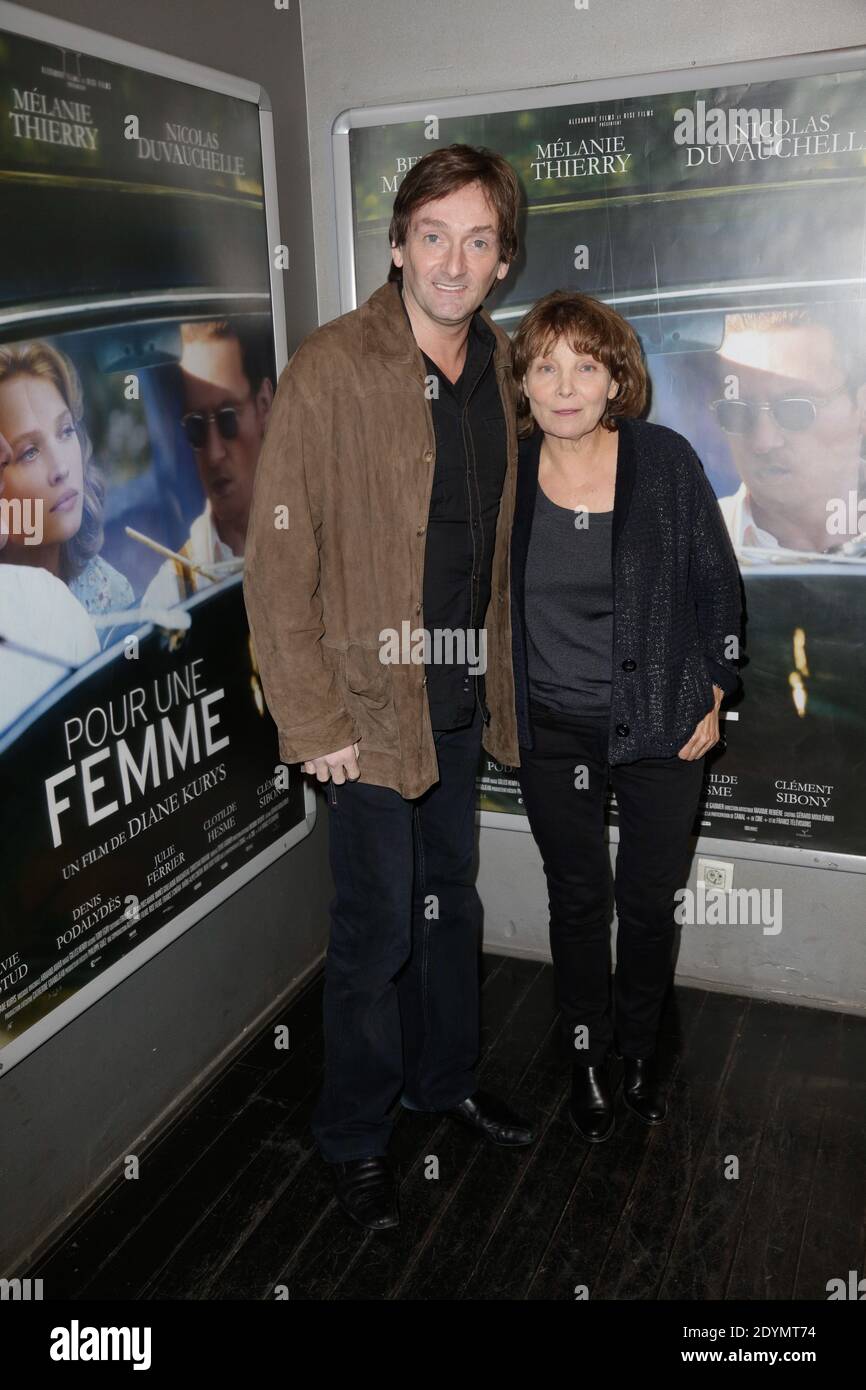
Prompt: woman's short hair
<box><xmin>512</xmin><ymin>290</ymin><xmax>648</xmax><ymax>436</ymax></box>
<box><xmin>0</xmin><ymin>339</ymin><xmax>104</xmax><ymax>579</ymax></box>
<box><xmin>388</xmin><ymin>143</ymin><xmax>521</xmax><ymax>281</ymax></box>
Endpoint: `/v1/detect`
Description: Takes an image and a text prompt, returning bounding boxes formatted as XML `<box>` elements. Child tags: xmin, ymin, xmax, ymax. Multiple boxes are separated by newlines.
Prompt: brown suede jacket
<box><xmin>243</xmin><ymin>279</ymin><xmax>520</xmax><ymax>799</ymax></box>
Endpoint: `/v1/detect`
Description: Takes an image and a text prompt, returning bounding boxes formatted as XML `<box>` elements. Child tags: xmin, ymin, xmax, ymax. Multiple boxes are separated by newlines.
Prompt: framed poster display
<box><xmin>0</xmin><ymin>2</ymin><xmax>314</xmax><ymax>1073</ymax></box>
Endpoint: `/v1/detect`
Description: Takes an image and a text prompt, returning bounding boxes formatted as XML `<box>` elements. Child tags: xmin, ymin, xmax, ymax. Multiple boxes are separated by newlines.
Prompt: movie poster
<box><xmin>0</xmin><ymin>24</ymin><xmax>306</xmax><ymax>1063</ymax></box>
<box><xmin>345</xmin><ymin>65</ymin><xmax>866</xmax><ymax>857</ymax></box>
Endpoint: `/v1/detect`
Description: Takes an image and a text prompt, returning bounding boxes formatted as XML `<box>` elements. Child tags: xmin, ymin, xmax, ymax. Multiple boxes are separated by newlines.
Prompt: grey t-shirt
<box><xmin>524</xmin><ymin>483</ymin><xmax>614</xmax><ymax>717</ymax></box>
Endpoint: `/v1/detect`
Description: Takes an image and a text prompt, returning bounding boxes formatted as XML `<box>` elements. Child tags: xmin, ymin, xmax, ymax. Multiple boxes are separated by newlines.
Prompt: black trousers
<box><xmin>311</xmin><ymin>706</ymin><xmax>484</xmax><ymax>1163</ymax></box>
<box><xmin>517</xmin><ymin>701</ymin><xmax>705</xmax><ymax>1066</ymax></box>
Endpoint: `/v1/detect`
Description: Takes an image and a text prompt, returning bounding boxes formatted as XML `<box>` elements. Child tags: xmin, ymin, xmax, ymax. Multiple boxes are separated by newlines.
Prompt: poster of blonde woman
<box><xmin>0</xmin><ymin>18</ymin><xmax>309</xmax><ymax>1068</ymax></box>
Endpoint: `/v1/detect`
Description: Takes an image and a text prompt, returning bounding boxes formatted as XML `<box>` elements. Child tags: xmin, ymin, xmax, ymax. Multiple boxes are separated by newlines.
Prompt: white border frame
<box><xmin>0</xmin><ymin>1</ymin><xmax>315</xmax><ymax>1074</ymax></box>
<box><xmin>331</xmin><ymin>42</ymin><xmax>866</xmax><ymax>876</ymax></box>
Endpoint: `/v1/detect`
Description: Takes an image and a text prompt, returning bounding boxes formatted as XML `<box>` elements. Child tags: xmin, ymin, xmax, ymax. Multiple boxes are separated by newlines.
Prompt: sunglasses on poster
<box><xmin>709</xmin><ymin>385</ymin><xmax>850</xmax><ymax>435</ymax></box>
<box><xmin>181</xmin><ymin>394</ymin><xmax>252</xmax><ymax>449</ymax></box>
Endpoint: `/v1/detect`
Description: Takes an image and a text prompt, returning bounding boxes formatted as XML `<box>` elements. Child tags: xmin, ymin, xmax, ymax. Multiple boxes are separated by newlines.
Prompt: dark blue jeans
<box><xmin>311</xmin><ymin>706</ymin><xmax>484</xmax><ymax>1163</ymax></box>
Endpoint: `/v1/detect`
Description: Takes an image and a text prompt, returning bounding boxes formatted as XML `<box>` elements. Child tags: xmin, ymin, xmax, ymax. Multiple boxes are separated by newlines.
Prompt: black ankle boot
<box><xmin>622</xmin><ymin>1054</ymin><xmax>666</xmax><ymax>1125</ymax></box>
<box><xmin>569</xmin><ymin>1061</ymin><xmax>615</xmax><ymax>1143</ymax></box>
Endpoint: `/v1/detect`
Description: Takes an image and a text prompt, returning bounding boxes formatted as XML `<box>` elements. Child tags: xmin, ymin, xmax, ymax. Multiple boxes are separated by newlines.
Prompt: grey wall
<box><xmin>477</xmin><ymin>828</ymin><xmax>866</xmax><ymax>1010</ymax></box>
<box><xmin>1</xmin><ymin>0</ymin><xmax>330</xmax><ymax>1276</ymax></box>
<box><xmin>299</xmin><ymin>0</ymin><xmax>866</xmax><ymax>1010</ymax></box>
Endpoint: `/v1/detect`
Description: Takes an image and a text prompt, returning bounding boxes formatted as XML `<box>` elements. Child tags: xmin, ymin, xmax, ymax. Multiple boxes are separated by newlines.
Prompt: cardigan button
<box><xmin>615</xmin><ymin>723</ymin><xmax>630</xmax><ymax>737</ymax></box>
<box><xmin>621</xmin><ymin>658</ymin><xmax>636</xmax><ymax>672</ymax></box>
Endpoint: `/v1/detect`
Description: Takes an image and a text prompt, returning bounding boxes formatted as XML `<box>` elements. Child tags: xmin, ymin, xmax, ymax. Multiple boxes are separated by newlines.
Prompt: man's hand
<box><xmin>302</xmin><ymin>742</ymin><xmax>361</xmax><ymax>783</ymax></box>
<box><xmin>677</xmin><ymin>684</ymin><xmax>724</xmax><ymax>761</ymax></box>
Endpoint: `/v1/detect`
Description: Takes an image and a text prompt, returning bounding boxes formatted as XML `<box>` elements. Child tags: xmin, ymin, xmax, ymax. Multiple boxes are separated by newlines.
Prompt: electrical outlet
<box><xmin>697</xmin><ymin>857</ymin><xmax>734</xmax><ymax>892</ymax></box>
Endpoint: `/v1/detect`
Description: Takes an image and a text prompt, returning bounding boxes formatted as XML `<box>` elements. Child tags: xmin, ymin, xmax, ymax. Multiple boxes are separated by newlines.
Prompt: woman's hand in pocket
<box><xmin>677</xmin><ymin>685</ymin><xmax>724</xmax><ymax>760</ymax></box>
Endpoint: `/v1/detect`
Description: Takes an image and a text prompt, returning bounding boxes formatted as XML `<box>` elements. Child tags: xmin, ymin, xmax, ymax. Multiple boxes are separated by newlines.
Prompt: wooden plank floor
<box><xmin>32</xmin><ymin>957</ymin><xmax>866</xmax><ymax>1300</ymax></box>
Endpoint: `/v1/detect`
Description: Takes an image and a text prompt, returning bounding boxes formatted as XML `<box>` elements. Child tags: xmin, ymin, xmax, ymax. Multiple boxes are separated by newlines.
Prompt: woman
<box><xmin>0</xmin><ymin>438</ymin><xmax>99</xmax><ymax>730</ymax></box>
<box><xmin>0</xmin><ymin>341</ymin><xmax>133</xmax><ymax>622</ymax></box>
<box><xmin>510</xmin><ymin>291</ymin><xmax>742</xmax><ymax>1142</ymax></box>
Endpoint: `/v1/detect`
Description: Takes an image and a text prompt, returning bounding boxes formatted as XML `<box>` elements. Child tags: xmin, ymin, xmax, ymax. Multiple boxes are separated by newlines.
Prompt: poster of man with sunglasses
<box><xmin>711</xmin><ymin>306</ymin><xmax>866</xmax><ymax>560</ymax></box>
<box><xmin>141</xmin><ymin>320</ymin><xmax>275</xmax><ymax>610</ymax></box>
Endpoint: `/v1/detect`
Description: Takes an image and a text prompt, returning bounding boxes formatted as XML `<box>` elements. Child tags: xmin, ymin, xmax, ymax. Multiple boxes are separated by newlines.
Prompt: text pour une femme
<box><xmin>45</xmin><ymin>659</ymin><xmax>232</xmax><ymax>852</ymax></box>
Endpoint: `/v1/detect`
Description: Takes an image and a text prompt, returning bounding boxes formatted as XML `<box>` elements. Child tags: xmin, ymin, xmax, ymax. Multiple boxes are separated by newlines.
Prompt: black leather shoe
<box><xmin>622</xmin><ymin>1055</ymin><xmax>667</xmax><ymax>1125</ymax></box>
<box><xmin>569</xmin><ymin>1062</ymin><xmax>615</xmax><ymax>1142</ymax></box>
<box><xmin>331</xmin><ymin>1156</ymin><xmax>399</xmax><ymax>1230</ymax></box>
<box><xmin>444</xmin><ymin>1090</ymin><xmax>536</xmax><ymax>1146</ymax></box>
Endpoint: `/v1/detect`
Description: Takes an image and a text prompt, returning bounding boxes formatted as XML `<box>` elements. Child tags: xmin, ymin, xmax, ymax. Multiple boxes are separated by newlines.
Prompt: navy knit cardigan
<box><xmin>510</xmin><ymin>416</ymin><xmax>744</xmax><ymax>761</ymax></box>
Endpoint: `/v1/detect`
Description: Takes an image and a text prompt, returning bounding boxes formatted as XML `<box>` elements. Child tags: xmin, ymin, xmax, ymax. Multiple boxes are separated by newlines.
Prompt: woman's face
<box><xmin>0</xmin><ymin>373</ymin><xmax>84</xmax><ymax>549</ymax></box>
<box><xmin>522</xmin><ymin>335</ymin><xmax>619</xmax><ymax>439</ymax></box>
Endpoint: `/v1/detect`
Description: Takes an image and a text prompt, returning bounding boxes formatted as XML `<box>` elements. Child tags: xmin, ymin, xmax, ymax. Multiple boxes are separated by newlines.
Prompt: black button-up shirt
<box><xmin>400</xmin><ymin>291</ymin><xmax>507</xmax><ymax>730</ymax></box>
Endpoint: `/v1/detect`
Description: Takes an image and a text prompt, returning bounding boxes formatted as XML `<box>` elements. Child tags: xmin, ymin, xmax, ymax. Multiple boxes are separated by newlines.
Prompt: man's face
<box><xmin>390</xmin><ymin>180</ymin><xmax>509</xmax><ymax>328</ymax></box>
<box><xmin>180</xmin><ymin>335</ymin><xmax>272</xmax><ymax>542</ymax></box>
<box><xmin>714</xmin><ymin>323</ymin><xmax>863</xmax><ymax>516</ymax></box>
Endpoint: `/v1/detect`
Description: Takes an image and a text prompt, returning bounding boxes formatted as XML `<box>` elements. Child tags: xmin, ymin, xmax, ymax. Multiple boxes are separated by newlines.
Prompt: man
<box><xmin>142</xmin><ymin>319</ymin><xmax>274</xmax><ymax>608</ymax></box>
<box><xmin>244</xmin><ymin>144</ymin><xmax>535</xmax><ymax>1231</ymax></box>
<box><xmin>0</xmin><ymin>437</ymin><xmax>99</xmax><ymax>732</ymax></box>
<box><xmin>710</xmin><ymin>307</ymin><xmax>866</xmax><ymax>556</ymax></box>
<box><xmin>707</xmin><ymin>306</ymin><xmax>866</xmax><ymax>787</ymax></box>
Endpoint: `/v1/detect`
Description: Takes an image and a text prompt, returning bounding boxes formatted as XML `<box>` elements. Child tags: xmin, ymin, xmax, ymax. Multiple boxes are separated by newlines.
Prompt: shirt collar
<box><xmin>193</xmin><ymin>500</ymin><xmax>236</xmax><ymax>562</ymax></box>
<box><xmin>736</xmin><ymin>486</ymin><xmax>782</xmax><ymax>549</ymax></box>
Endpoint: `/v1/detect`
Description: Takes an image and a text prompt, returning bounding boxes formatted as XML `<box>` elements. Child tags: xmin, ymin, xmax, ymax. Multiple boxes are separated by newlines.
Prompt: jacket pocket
<box><xmin>342</xmin><ymin>641</ymin><xmax>400</xmax><ymax>753</ymax></box>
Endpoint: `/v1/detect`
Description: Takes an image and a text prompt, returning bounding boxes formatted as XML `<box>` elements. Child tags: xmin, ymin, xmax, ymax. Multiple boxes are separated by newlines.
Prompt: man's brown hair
<box><xmin>388</xmin><ymin>143</ymin><xmax>520</xmax><ymax>282</ymax></box>
<box><xmin>511</xmin><ymin>290</ymin><xmax>648</xmax><ymax>437</ymax></box>
<box><xmin>179</xmin><ymin>318</ymin><xmax>274</xmax><ymax>397</ymax></box>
